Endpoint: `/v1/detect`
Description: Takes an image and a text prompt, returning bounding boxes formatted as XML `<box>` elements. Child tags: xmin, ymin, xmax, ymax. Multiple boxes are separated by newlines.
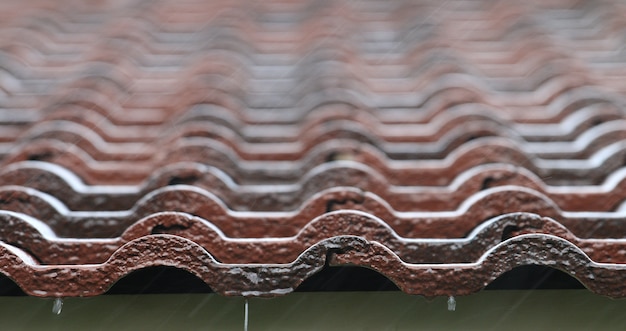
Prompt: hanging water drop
<box><xmin>52</xmin><ymin>297</ymin><xmax>63</xmax><ymax>315</ymax></box>
<box><xmin>447</xmin><ymin>296</ymin><xmax>456</xmax><ymax>311</ymax></box>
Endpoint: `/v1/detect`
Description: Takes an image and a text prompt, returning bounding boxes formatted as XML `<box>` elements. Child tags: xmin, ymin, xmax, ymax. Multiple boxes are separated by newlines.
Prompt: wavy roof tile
<box><xmin>1</xmin><ymin>0</ymin><xmax>626</xmax><ymax>299</ymax></box>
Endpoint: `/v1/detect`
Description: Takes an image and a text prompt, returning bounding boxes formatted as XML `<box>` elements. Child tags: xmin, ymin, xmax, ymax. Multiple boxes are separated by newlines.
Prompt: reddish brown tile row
<box><xmin>4</xmin><ymin>116</ymin><xmax>626</xmax><ymax>161</ymax></box>
<box><xmin>2</xmin><ymin>233</ymin><xmax>626</xmax><ymax>298</ymax></box>
<box><xmin>1</xmin><ymin>211</ymin><xmax>625</xmax><ymax>264</ymax></box>
<box><xmin>4</xmin><ymin>137</ymin><xmax>626</xmax><ymax>186</ymax></box>
<box><xmin>4</xmin><ymin>161</ymin><xmax>626</xmax><ymax>213</ymax></box>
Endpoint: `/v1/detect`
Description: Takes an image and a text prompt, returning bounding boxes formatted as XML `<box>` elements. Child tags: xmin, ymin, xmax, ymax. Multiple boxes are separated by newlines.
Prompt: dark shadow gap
<box><xmin>485</xmin><ymin>265</ymin><xmax>585</xmax><ymax>290</ymax></box>
<box><xmin>296</xmin><ymin>266</ymin><xmax>400</xmax><ymax>292</ymax></box>
<box><xmin>0</xmin><ymin>274</ymin><xmax>26</xmax><ymax>296</ymax></box>
<box><xmin>106</xmin><ymin>266</ymin><xmax>213</xmax><ymax>295</ymax></box>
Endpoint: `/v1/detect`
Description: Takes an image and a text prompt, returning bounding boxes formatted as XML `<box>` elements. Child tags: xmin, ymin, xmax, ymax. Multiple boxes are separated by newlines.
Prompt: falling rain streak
<box><xmin>1</xmin><ymin>0</ymin><xmax>626</xmax><ymax>314</ymax></box>
<box><xmin>244</xmin><ymin>299</ymin><xmax>249</xmax><ymax>331</ymax></box>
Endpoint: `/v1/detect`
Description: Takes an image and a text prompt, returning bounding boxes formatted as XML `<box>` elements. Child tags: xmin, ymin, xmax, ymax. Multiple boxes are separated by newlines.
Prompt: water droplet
<box><xmin>447</xmin><ymin>296</ymin><xmax>456</xmax><ymax>311</ymax></box>
<box><xmin>52</xmin><ymin>297</ymin><xmax>63</xmax><ymax>315</ymax></box>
